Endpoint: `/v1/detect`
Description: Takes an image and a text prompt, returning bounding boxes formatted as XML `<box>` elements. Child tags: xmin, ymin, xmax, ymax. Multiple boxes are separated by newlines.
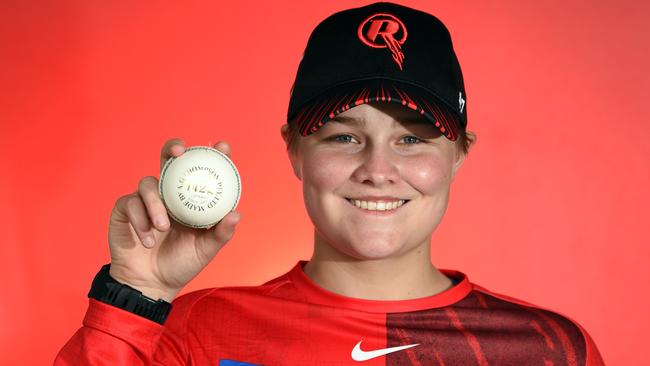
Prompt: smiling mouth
<box><xmin>345</xmin><ymin>198</ymin><xmax>410</xmax><ymax>211</ymax></box>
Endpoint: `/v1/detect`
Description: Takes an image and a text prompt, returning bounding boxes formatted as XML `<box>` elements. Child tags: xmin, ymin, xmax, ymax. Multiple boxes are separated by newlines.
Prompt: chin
<box><xmin>313</xmin><ymin>221</ymin><xmax>425</xmax><ymax>262</ymax></box>
<box><xmin>336</xmin><ymin>235</ymin><xmax>408</xmax><ymax>260</ymax></box>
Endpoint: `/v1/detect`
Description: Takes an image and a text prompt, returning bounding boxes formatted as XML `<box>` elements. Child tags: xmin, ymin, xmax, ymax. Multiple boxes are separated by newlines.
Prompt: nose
<box><xmin>350</xmin><ymin>143</ymin><xmax>400</xmax><ymax>186</ymax></box>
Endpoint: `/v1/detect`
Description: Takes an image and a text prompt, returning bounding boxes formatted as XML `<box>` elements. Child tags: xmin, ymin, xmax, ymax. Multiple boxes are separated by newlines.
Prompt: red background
<box><xmin>1</xmin><ymin>0</ymin><xmax>648</xmax><ymax>364</ymax></box>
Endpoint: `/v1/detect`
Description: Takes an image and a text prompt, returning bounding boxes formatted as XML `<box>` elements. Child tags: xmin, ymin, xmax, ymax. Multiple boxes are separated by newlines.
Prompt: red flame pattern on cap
<box><xmin>292</xmin><ymin>83</ymin><xmax>460</xmax><ymax>141</ymax></box>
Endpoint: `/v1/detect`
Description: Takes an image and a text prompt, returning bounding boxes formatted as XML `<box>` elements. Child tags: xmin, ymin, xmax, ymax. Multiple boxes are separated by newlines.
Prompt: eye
<box><xmin>325</xmin><ymin>134</ymin><xmax>424</xmax><ymax>145</ymax></box>
<box><xmin>401</xmin><ymin>135</ymin><xmax>423</xmax><ymax>144</ymax></box>
<box><xmin>329</xmin><ymin>134</ymin><xmax>358</xmax><ymax>144</ymax></box>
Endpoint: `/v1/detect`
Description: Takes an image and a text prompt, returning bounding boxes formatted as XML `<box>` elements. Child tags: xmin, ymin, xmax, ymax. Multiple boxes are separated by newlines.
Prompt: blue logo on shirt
<box><xmin>220</xmin><ymin>360</ymin><xmax>261</xmax><ymax>366</ymax></box>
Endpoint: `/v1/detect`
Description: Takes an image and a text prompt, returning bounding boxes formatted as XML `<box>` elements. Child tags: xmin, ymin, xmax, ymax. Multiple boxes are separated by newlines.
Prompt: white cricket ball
<box><xmin>159</xmin><ymin>146</ymin><xmax>241</xmax><ymax>228</ymax></box>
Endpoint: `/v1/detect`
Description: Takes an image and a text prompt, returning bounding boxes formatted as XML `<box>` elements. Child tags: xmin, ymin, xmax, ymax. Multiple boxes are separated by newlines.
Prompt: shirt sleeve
<box><xmin>54</xmin><ymin>289</ymin><xmax>214</xmax><ymax>365</ymax></box>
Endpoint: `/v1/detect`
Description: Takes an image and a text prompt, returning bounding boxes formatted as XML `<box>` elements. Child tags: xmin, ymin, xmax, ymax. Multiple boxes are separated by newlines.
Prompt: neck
<box><xmin>302</xmin><ymin>231</ymin><xmax>453</xmax><ymax>301</ymax></box>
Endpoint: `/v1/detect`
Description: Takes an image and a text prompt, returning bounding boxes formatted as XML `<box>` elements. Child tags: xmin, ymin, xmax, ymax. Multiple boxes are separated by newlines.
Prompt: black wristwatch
<box><xmin>88</xmin><ymin>264</ymin><xmax>173</xmax><ymax>325</ymax></box>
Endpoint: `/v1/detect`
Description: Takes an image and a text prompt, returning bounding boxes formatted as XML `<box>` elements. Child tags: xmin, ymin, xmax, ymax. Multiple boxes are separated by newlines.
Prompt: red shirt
<box><xmin>55</xmin><ymin>260</ymin><xmax>605</xmax><ymax>365</ymax></box>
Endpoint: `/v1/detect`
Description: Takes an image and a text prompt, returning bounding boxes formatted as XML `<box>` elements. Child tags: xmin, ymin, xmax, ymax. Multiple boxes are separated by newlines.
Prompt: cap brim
<box><xmin>291</xmin><ymin>81</ymin><xmax>462</xmax><ymax>141</ymax></box>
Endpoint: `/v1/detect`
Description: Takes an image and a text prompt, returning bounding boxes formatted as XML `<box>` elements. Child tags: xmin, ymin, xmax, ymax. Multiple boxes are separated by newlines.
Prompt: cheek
<box><xmin>403</xmin><ymin>154</ymin><xmax>453</xmax><ymax>195</ymax></box>
<box><xmin>302</xmin><ymin>150</ymin><xmax>351</xmax><ymax>190</ymax></box>
<box><xmin>300</xmin><ymin>150</ymin><xmax>352</xmax><ymax>205</ymax></box>
<box><xmin>299</xmin><ymin>151</ymin><xmax>354</xmax><ymax>236</ymax></box>
<box><xmin>405</xmin><ymin>154</ymin><xmax>454</xmax><ymax>242</ymax></box>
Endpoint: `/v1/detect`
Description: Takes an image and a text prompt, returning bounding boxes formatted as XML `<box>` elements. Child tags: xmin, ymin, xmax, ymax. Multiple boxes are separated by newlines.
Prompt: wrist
<box><xmin>89</xmin><ymin>264</ymin><xmax>173</xmax><ymax>324</ymax></box>
<box><xmin>108</xmin><ymin>267</ymin><xmax>179</xmax><ymax>302</ymax></box>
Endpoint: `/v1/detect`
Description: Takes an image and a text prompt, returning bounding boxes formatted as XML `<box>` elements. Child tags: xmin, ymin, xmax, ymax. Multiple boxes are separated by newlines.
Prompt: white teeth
<box><xmin>349</xmin><ymin>199</ymin><xmax>406</xmax><ymax>211</ymax></box>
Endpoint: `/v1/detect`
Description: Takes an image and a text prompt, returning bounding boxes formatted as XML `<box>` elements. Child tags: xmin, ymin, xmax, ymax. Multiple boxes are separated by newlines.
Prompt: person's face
<box><xmin>282</xmin><ymin>102</ymin><xmax>469</xmax><ymax>261</ymax></box>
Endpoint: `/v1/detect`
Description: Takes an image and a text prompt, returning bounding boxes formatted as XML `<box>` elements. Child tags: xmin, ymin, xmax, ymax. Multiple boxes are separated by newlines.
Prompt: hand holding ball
<box><xmin>159</xmin><ymin>146</ymin><xmax>241</xmax><ymax>228</ymax></box>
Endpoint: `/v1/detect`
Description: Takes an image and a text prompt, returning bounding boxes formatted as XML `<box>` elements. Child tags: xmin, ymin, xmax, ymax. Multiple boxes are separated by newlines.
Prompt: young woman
<box><xmin>56</xmin><ymin>2</ymin><xmax>604</xmax><ymax>365</ymax></box>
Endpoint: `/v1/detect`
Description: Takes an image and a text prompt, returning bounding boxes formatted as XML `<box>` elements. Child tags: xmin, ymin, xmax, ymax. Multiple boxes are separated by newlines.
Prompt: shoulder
<box><xmin>167</xmin><ymin>270</ymin><xmax>296</xmax><ymax>320</ymax></box>
<box><xmin>468</xmin><ymin>283</ymin><xmax>605</xmax><ymax>366</ymax></box>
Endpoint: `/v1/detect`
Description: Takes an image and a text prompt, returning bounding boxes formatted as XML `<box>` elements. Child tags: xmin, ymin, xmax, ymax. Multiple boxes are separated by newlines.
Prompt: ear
<box><xmin>280</xmin><ymin>124</ymin><xmax>303</xmax><ymax>181</ymax></box>
<box><xmin>450</xmin><ymin>130</ymin><xmax>476</xmax><ymax>182</ymax></box>
<box><xmin>280</xmin><ymin>123</ymin><xmax>290</xmax><ymax>145</ymax></box>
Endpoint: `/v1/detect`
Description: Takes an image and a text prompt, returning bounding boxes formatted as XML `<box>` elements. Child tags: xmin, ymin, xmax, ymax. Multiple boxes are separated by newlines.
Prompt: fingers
<box><xmin>160</xmin><ymin>138</ymin><xmax>232</xmax><ymax>171</ymax></box>
<box><xmin>112</xmin><ymin>175</ymin><xmax>170</xmax><ymax>249</ymax></box>
<box><xmin>212</xmin><ymin>140</ymin><xmax>231</xmax><ymax>158</ymax></box>
<box><xmin>114</xmin><ymin>193</ymin><xmax>157</xmax><ymax>249</ymax></box>
<box><xmin>160</xmin><ymin>138</ymin><xmax>186</xmax><ymax>171</ymax></box>
<box><xmin>138</xmin><ymin>176</ymin><xmax>170</xmax><ymax>232</ymax></box>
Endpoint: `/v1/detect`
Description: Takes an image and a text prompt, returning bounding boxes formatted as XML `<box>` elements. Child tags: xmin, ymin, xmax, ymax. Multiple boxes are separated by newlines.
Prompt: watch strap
<box><xmin>88</xmin><ymin>264</ymin><xmax>173</xmax><ymax>325</ymax></box>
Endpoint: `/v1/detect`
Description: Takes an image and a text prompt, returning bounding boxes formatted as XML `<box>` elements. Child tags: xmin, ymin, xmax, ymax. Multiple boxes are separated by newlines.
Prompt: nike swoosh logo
<box><xmin>351</xmin><ymin>340</ymin><xmax>420</xmax><ymax>361</ymax></box>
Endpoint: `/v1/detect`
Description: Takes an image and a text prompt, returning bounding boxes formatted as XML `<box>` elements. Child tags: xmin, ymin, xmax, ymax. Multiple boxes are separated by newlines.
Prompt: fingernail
<box><xmin>143</xmin><ymin>236</ymin><xmax>155</xmax><ymax>247</ymax></box>
<box><xmin>155</xmin><ymin>217</ymin><xmax>169</xmax><ymax>228</ymax></box>
<box><xmin>173</xmin><ymin>144</ymin><xmax>185</xmax><ymax>154</ymax></box>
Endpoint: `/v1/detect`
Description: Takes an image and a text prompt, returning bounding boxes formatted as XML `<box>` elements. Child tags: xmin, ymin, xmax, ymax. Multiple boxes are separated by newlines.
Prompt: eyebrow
<box><xmin>329</xmin><ymin>115</ymin><xmax>427</xmax><ymax>127</ymax></box>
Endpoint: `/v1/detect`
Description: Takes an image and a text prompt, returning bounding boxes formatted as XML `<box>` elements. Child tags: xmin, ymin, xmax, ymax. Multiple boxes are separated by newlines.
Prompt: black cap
<box><xmin>287</xmin><ymin>2</ymin><xmax>467</xmax><ymax>141</ymax></box>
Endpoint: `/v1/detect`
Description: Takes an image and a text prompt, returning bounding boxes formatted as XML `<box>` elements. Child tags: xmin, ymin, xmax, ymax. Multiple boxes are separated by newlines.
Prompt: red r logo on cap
<box><xmin>358</xmin><ymin>13</ymin><xmax>408</xmax><ymax>70</ymax></box>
